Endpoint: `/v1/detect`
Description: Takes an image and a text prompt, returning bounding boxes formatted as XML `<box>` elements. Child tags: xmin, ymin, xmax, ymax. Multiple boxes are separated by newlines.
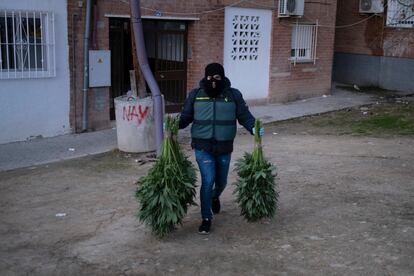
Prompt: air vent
<box><xmin>278</xmin><ymin>0</ymin><xmax>305</xmax><ymax>17</ymax></box>
<box><xmin>287</xmin><ymin>0</ymin><xmax>296</xmax><ymax>13</ymax></box>
<box><xmin>359</xmin><ymin>0</ymin><xmax>384</xmax><ymax>14</ymax></box>
<box><xmin>360</xmin><ymin>0</ymin><xmax>372</xmax><ymax>11</ymax></box>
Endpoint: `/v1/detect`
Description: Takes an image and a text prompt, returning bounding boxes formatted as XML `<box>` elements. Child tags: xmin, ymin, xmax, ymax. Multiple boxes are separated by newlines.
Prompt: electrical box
<box><xmin>278</xmin><ymin>0</ymin><xmax>305</xmax><ymax>17</ymax></box>
<box><xmin>89</xmin><ymin>50</ymin><xmax>111</xmax><ymax>87</ymax></box>
<box><xmin>359</xmin><ymin>0</ymin><xmax>384</xmax><ymax>14</ymax></box>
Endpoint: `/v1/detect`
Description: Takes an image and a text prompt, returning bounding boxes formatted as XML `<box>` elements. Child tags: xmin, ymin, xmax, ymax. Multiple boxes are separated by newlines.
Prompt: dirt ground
<box><xmin>1</xmin><ymin>111</ymin><xmax>414</xmax><ymax>275</ymax></box>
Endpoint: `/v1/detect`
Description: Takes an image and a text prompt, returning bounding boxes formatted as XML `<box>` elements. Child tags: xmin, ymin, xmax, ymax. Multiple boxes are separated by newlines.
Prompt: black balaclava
<box><xmin>204</xmin><ymin>63</ymin><xmax>225</xmax><ymax>98</ymax></box>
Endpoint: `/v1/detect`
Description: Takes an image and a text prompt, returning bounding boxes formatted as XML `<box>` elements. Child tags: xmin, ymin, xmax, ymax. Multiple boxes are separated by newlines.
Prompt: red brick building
<box><xmin>334</xmin><ymin>0</ymin><xmax>414</xmax><ymax>92</ymax></box>
<box><xmin>68</xmin><ymin>0</ymin><xmax>338</xmax><ymax>132</ymax></box>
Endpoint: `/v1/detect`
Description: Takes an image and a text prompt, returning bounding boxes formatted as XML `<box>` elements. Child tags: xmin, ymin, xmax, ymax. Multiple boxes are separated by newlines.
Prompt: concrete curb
<box><xmin>0</xmin><ymin>89</ymin><xmax>376</xmax><ymax>172</ymax></box>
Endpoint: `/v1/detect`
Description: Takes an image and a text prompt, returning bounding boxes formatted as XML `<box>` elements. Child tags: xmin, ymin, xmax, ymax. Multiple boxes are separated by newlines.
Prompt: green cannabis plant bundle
<box><xmin>136</xmin><ymin>115</ymin><xmax>197</xmax><ymax>238</ymax></box>
<box><xmin>234</xmin><ymin>119</ymin><xmax>278</xmax><ymax>222</ymax></box>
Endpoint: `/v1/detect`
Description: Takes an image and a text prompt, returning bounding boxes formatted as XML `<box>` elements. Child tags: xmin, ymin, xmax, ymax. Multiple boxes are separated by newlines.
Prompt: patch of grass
<box><xmin>353</xmin><ymin>113</ymin><xmax>414</xmax><ymax>135</ymax></box>
<box><xmin>268</xmin><ymin>101</ymin><xmax>414</xmax><ymax>137</ymax></box>
<box><xmin>88</xmin><ymin>151</ymin><xmax>135</xmax><ymax>172</ymax></box>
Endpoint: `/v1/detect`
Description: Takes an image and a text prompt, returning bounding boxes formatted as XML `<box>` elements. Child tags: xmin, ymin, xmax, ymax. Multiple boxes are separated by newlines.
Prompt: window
<box><xmin>0</xmin><ymin>10</ymin><xmax>55</xmax><ymax>79</ymax></box>
<box><xmin>290</xmin><ymin>23</ymin><xmax>318</xmax><ymax>65</ymax></box>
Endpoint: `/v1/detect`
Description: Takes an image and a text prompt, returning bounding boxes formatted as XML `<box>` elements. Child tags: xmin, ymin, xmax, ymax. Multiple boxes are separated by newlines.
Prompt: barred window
<box><xmin>0</xmin><ymin>10</ymin><xmax>55</xmax><ymax>79</ymax></box>
<box><xmin>290</xmin><ymin>23</ymin><xmax>318</xmax><ymax>65</ymax></box>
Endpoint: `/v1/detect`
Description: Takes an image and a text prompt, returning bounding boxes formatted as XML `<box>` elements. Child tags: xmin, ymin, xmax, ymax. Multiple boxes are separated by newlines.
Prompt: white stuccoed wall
<box><xmin>0</xmin><ymin>0</ymin><xmax>70</xmax><ymax>144</ymax></box>
<box><xmin>223</xmin><ymin>7</ymin><xmax>272</xmax><ymax>100</ymax></box>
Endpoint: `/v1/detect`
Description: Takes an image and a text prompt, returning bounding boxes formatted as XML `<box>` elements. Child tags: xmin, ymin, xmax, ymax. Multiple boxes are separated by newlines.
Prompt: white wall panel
<box><xmin>0</xmin><ymin>0</ymin><xmax>70</xmax><ymax>143</ymax></box>
<box><xmin>223</xmin><ymin>7</ymin><xmax>272</xmax><ymax>100</ymax></box>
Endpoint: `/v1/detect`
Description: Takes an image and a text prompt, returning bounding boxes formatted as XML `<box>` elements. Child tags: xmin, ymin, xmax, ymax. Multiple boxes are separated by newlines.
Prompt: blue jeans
<box><xmin>195</xmin><ymin>150</ymin><xmax>232</xmax><ymax>220</ymax></box>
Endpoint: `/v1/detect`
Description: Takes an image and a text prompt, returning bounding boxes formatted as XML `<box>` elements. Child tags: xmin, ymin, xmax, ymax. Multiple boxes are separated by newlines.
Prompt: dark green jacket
<box><xmin>179</xmin><ymin>78</ymin><xmax>256</xmax><ymax>155</ymax></box>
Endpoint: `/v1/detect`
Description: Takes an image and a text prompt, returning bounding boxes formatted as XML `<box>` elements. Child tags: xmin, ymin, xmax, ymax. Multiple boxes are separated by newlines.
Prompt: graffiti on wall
<box><xmin>122</xmin><ymin>104</ymin><xmax>151</xmax><ymax>125</ymax></box>
<box><xmin>383</xmin><ymin>31</ymin><xmax>414</xmax><ymax>57</ymax></box>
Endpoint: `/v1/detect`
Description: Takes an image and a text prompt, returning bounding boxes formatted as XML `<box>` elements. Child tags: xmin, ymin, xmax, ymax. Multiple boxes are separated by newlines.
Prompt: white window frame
<box><xmin>0</xmin><ymin>10</ymin><xmax>55</xmax><ymax>79</ymax></box>
<box><xmin>290</xmin><ymin>21</ymin><xmax>318</xmax><ymax>65</ymax></box>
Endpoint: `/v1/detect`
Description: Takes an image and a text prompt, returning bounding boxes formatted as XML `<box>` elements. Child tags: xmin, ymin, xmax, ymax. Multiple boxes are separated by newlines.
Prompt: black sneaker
<box><xmin>212</xmin><ymin>197</ymin><xmax>221</xmax><ymax>214</ymax></box>
<box><xmin>198</xmin><ymin>219</ymin><xmax>211</xmax><ymax>235</ymax></box>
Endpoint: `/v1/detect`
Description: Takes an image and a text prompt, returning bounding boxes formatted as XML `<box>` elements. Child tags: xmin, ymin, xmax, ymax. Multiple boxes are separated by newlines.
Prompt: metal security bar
<box><xmin>0</xmin><ymin>10</ymin><xmax>55</xmax><ymax>79</ymax></box>
<box><xmin>290</xmin><ymin>21</ymin><xmax>318</xmax><ymax>65</ymax></box>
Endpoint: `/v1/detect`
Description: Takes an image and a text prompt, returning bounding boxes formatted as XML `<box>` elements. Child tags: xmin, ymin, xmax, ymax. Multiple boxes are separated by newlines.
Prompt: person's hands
<box><xmin>252</xmin><ymin>127</ymin><xmax>264</xmax><ymax>136</ymax></box>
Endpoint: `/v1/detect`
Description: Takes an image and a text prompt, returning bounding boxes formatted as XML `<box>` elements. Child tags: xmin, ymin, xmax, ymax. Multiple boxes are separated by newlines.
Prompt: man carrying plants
<box><xmin>179</xmin><ymin>63</ymin><xmax>264</xmax><ymax>234</ymax></box>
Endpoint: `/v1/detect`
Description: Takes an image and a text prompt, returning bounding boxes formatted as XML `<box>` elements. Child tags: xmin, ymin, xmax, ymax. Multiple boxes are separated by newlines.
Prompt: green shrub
<box><xmin>234</xmin><ymin>120</ymin><xmax>278</xmax><ymax>222</ymax></box>
<box><xmin>136</xmin><ymin>116</ymin><xmax>197</xmax><ymax>237</ymax></box>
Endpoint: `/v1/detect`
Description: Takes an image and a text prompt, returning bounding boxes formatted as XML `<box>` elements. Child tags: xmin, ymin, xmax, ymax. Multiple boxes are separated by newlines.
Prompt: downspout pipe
<box><xmin>130</xmin><ymin>0</ymin><xmax>164</xmax><ymax>156</ymax></box>
<box><xmin>82</xmin><ymin>0</ymin><xmax>92</xmax><ymax>132</ymax></box>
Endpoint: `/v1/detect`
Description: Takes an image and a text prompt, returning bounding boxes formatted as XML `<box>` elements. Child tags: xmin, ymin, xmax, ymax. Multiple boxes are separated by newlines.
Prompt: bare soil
<box><xmin>1</xmin><ymin>105</ymin><xmax>414</xmax><ymax>275</ymax></box>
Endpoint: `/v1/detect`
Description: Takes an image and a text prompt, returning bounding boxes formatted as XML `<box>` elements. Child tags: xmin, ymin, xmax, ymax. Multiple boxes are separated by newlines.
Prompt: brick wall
<box><xmin>269</xmin><ymin>0</ymin><xmax>338</xmax><ymax>102</ymax></box>
<box><xmin>335</xmin><ymin>0</ymin><xmax>414</xmax><ymax>58</ymax></box>
<box><xmin>67</xmin><ymin>0</ymin><xmax>82</xmax><ymax>132</ymax></box>
<box><xmin>68</xmin><ymin>0</ymin><xmax>338</xmax><ymax>130</ymax></box>
<box><xmin>68</xmin><ymin>0</ymin><xmax>111</xmax><ymax>132</ymax></box>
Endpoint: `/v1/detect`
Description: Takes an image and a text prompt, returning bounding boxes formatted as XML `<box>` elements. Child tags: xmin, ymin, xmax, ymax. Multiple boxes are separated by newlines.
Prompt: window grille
<box><xmin>0</xmin><ymin>10</ymin><xmax>55</xmax><ymax>79</ymax></box>
<box><xmin>290</xmin><ymin>22</ymin><xmax>318</xmax><ymax>65</ymax></box>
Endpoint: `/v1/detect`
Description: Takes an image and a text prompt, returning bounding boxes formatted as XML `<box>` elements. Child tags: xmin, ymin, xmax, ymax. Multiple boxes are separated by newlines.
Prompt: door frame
<box><xmin>143</xmin><ymin>20</ymin><xmax>188</xmax><ymax>113</ymax></box>
<box><xmin>223</xmin><ymin>7</ymin><xmax>272</xmax><ymax>100</ymax></box>
<box><xmin>108</xmin><ymin>17</ymin><xmax>133</xmax><ymax>120</ymax></box>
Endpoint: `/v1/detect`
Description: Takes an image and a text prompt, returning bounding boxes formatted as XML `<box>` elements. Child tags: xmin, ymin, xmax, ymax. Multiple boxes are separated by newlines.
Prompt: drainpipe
<box><xmin>130</xmin><ymin>0</ymin><xmax>163</xmax><ymax>156</ymax></box>
<box><xmin>82</xmin><ymin>0</ymin><xmax>92</xmax><ymax>132</ymax></box>
<box><xmin>92</xmin><ymin>0</ymin><xmax>98</xmax><ymax>50</ymax></box>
